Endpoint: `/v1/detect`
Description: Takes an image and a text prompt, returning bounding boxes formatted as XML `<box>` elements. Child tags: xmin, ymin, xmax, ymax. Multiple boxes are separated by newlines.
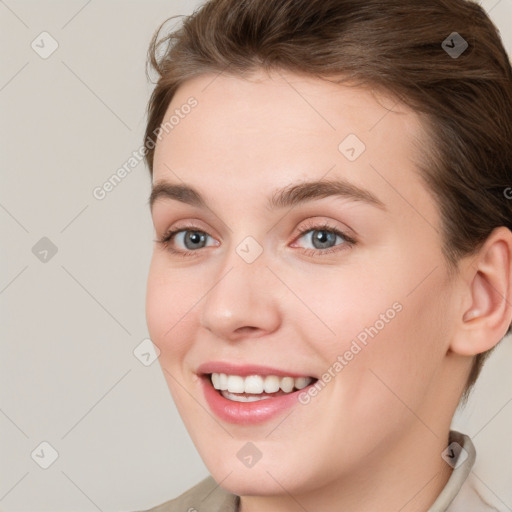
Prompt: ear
<box><xmin>450</xmin><ymin>226</ymin><xmax>512</xmax><ymax>356</ymax></box>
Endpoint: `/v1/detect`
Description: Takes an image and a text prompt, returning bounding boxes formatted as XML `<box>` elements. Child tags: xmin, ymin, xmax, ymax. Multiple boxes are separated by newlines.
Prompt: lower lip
<box><xmin>200</xmin><ymin>375</ymin><xmax>314</xmax><ymax>425</ymax></box>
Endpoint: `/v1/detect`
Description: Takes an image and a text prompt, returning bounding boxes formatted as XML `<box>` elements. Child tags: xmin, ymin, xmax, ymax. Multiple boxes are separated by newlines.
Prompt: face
<box><xmin>146</xmin><ymin>70</ymin><xmax>459</xmax><ymax>496</ymax></box>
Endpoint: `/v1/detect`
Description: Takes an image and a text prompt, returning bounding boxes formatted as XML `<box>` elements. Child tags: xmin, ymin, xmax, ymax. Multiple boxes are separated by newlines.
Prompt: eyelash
<box><xmin>156</xmin><ymin>221</ymin><xmax>357</xmax><ymax>258</ymax></box>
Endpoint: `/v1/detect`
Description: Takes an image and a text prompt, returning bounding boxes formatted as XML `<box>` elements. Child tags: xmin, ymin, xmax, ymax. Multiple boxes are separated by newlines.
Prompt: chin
<box><xmin>215</xmin><ymin>472</ymin><xmax>289</xmax><ymax>497</ymax></box>
<box><xmin>205</xmin><ymin>456</ymin><xmax>312</xmax><ymax>497</ymax></box>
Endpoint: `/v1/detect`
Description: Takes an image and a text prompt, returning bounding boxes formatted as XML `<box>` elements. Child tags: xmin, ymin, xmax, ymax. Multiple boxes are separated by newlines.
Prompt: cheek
<box><xmin>294</xmin><ymin>254</ymin><xmax>450</xmax><ymax>403</ymax></box>
<box><xmin>342</xmin><ymin>271</ymin><xmax>451</xmax><ymax>414</ymax></box>
<box><xmin>145</xmin><ymin>256</ymin><xmax>199</xmax><ymax>359</ymax></box>
<box><xmin>286</xmin><ymin>262</ymin><xmax>402</xmax><ymax>355</ymax></box>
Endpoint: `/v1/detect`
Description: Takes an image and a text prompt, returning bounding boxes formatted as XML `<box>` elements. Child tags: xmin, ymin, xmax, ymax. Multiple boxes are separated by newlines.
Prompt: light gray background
<box><xmin>1</xmin><ymin>1</ymin><xmax>511</xmax><ymax>510</ymax></box>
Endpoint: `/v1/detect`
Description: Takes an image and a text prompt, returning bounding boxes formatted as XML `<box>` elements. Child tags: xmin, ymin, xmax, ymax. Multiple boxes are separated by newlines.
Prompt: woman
<box><xmin>140</xmin><ymin>0</ymin><xmax>512</xmax><ymax>510</ymax></box>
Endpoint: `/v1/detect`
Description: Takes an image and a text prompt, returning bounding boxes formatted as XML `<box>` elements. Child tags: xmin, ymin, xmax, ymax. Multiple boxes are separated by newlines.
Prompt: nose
<box><xmin>199</xmin><ymin>248</ymin><xmax>281</xmax><ymax>341</ymax></box>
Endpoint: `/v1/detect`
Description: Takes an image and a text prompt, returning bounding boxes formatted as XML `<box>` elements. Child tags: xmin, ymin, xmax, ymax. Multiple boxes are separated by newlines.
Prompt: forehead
<box><xmin>152</xmin><ymin>70</ymin><xmax>437</xmax><ymax>226</ymax></box>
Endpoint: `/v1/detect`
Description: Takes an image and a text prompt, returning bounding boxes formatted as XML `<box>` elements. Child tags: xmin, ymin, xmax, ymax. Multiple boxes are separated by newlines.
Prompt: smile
<box><xmin>210</xmin><ymin>373</ymin><xmax>314</xmax><ymax>402</ymax></box>
<box><xmin>197</xmin><ymin>363</ymin><xmax>319</xmax><ymax>424</ymax></box>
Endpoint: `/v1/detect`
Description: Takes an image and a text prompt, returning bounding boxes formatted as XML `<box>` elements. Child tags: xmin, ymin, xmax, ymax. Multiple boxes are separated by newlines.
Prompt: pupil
<box><xmin>313</xmin><ymin>230</ymin><xmax>336</xmax><ymax>249</ymax></box>
<box><xmin>185</xmin><ymin>231</ymin><xmax>206</xmax><ymax>249</ymax></box>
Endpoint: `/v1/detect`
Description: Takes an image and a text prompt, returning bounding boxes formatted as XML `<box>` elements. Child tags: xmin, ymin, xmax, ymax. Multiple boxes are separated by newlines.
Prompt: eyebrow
<box><xmin>149</xmin><ymin>178</ymin><xmax>386</xmax><ymax>212</ymax></box>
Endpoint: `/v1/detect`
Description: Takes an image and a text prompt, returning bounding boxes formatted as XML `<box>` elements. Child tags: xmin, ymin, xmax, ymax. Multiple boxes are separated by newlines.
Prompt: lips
<box><xmin>197</xmin><ymin>362</ymin><xmax>318</xmax><ymax>424</ymax></box>
<box><xmin>196</xmin><ymin>362</ymin><xmax>316</xmax><ymax>379</ymax></box>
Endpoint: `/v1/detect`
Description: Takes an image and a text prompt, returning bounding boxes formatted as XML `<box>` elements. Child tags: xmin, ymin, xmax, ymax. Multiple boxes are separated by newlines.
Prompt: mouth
<box><xmin>196</xmin><ymin>364</ymin><xmax>319</xmax><ymax>424</ymax></box>
<box><xmin>207</xmin><ymin>372</ymin><xmax>317</xmax><ymax>402</ymax></box>
<box><xmin>195</xmin><ymin>361</ymin><xmax>318</xmax><ymax>426</ymax></box>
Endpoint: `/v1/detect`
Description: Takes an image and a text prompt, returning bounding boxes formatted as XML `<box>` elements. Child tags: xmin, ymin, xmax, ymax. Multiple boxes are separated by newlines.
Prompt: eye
<box><xmin>156</xmin><ymin>221</ymin><xmax>356</xmax><ymax>258</ymax></box>
<box><xmin>292</xmin><ymin>222</ymin><xmax>356</xmax><ymax>255</ymax></box>
<box><xmin>156</xmin><ymin>226</ymin><xmax>218</xmax><ymax>256</ymax></box>
<box><xmin>173</xmin><ymin>230</ymin><xmax>213</xmax><ymax>250</ymax></box>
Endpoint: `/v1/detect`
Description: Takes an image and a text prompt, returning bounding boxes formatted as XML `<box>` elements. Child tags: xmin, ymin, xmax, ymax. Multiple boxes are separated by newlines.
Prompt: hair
<box><xmin>144</xmin><ymin>0</ymin><xmax>512</xmax><ymax>404</ymax></box>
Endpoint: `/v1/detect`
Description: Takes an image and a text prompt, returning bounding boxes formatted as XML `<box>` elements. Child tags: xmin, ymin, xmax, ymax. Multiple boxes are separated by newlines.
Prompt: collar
<box><xmin>428</xmin><ymin>430</ymin><xmax>476</xmax><ymax>511</ymax></box>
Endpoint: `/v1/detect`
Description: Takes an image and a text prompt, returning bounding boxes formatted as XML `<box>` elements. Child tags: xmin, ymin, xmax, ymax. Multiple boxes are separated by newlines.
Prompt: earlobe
<box><xmin>451</xmin><ymin>227</ymin><xmax>512</xmax><ymax>356</ymax></box>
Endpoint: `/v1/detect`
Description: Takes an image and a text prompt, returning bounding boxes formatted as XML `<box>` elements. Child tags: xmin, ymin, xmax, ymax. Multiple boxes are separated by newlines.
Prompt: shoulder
<box><xmin>135</xmin><ymin>476</ymin><xmax>239</xmax><ymax>512</ymax></box>
<box><xmin>447</xmin><ymin>469</ymin><xmax>507</xmax><ymax>512</ymax></box>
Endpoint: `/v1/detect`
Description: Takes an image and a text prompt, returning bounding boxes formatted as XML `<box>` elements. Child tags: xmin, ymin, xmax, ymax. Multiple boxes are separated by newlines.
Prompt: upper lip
<box><xmin>197</xmin><ymin>361</ymin><xmax>316</xmax><ymax>379</ymax></box>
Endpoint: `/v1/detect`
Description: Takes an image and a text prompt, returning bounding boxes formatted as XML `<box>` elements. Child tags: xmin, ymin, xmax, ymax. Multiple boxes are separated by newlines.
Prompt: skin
<box><xmin>146</xmin><ymin>70</ymin><xmax>512</xmax><ymax>511</ymax></box>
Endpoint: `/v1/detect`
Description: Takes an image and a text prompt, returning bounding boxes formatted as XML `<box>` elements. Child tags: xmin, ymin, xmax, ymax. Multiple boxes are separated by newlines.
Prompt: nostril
<box><xmin>234</xmin><ymin>326</ymin><xmax>259</xmax><ymax>334</ymax></box>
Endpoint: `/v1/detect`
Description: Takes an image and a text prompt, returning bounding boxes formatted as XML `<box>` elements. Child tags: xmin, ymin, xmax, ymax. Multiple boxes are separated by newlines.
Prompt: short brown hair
<box><xmin>144</xmin><ymin>0</ymin><xmax>512</xmax><ymax>403</ymax></box>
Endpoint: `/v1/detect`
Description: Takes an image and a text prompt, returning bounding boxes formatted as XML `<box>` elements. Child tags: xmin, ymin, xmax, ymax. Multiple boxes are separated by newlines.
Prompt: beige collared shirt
<box><xmin>138</xmin><ymin>430</ymin><xmax>501</xmax><ymax>512</ymax></box>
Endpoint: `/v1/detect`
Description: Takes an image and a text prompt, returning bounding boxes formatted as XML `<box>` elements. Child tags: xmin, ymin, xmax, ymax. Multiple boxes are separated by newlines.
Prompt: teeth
<box><xmin>226</xmin><ymin>375</ymin><xmax>245</xmax><ymax>393</ymax></box>
<box><xmin>294</xmin><ymin>377</ymin><xmax>311</xmax><ymax>390</ymax></box>
<box><xmin>280</xmin><ymin>376</ymin><xmax>294</xmax><ymax>393</ymax></box>
<box><xmin>244</xmin><ymin>375</ymin><xmax>264</xmax><ymax>394</ymax></box>
<box><xmin>221</xmin><ymin>390</ymin><xmax>273</xmax><ymax>402</ymax></box>
<box><xmin>263</xmin><ymin>375</ymin><xmax>280</xmax><ymax>393</ymax></box>
<box><xmin>219</xmin><ymin>373</ymin><xmax>228</xmax><ymax>390</ymax></box>
<box><xmin>210</xmin><ymin>373</ymin><xmax>313</xmax><ymax>394</ymax></box>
